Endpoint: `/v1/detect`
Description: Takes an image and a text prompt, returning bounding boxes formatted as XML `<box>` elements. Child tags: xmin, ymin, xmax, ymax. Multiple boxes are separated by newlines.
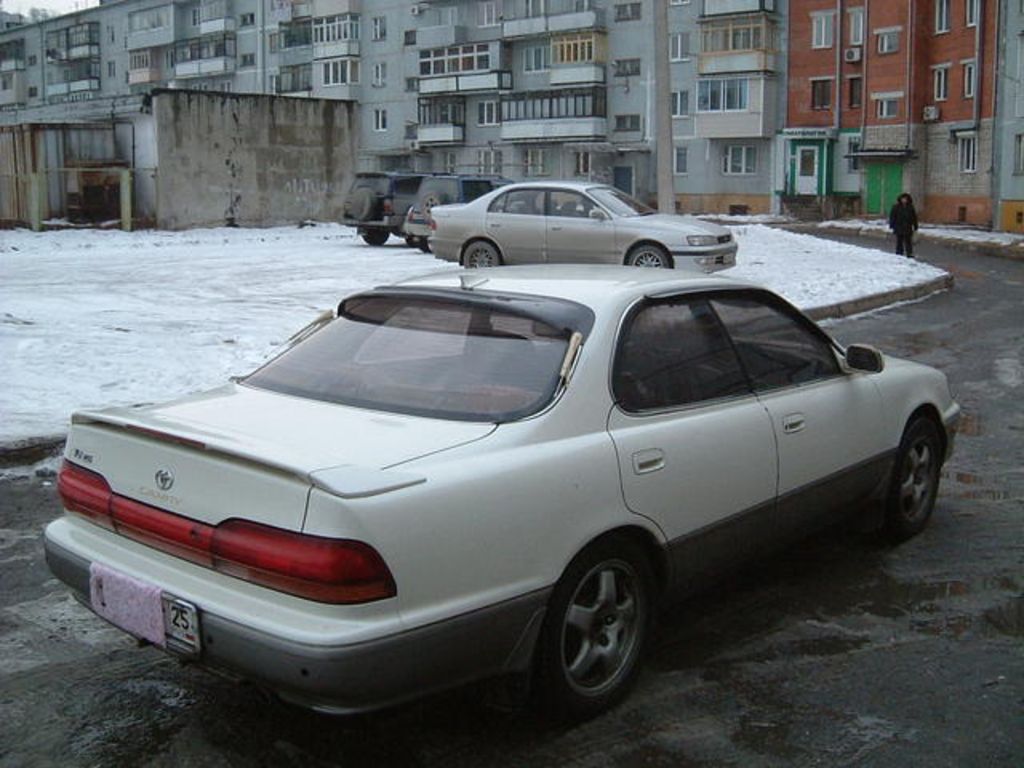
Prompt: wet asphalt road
<box><xmin>1</xmin><ymin>233</ymin><xmax>1022</xmax><ymax>767</ymax></box>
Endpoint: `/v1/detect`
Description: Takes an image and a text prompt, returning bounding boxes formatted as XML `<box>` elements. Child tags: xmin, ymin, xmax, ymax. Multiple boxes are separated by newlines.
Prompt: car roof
<box><xmin>393</xmin><ymin>265</ymin><xmax>760</xmax><ymax>314</ymax></box>
<box><xmin>490</xmin><ymin>180</ymin><xmax>607</xmax><ymax>193</ymax></box>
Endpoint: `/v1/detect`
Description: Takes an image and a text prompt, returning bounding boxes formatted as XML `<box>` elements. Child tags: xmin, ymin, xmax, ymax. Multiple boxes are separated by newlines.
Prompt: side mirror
<box><xmin>845</xmin><ymin>343</ymin><xmax>884</xmax><ymax>373</ymax></box>
<box><xmin>588</xmin><ymin>208</ymin><xmax>609</xmax><ymax>221</ymax></box>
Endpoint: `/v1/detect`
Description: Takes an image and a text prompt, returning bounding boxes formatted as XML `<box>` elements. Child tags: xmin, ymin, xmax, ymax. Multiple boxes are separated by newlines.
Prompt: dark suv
<box><xmin>402</xmin><ymin>175</ymin><xmax>511</xmax><ymax>252</ymax></box>
<box><xmin>341</xmin><ymin>172</ymin><xmax>430</xmax><ymax>246</ymax></box>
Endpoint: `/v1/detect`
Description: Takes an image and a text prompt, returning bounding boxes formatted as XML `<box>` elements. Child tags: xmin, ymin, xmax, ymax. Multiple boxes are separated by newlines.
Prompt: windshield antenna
<box><xmin>460</xmin><ymin>273</ymin><xmax>490</xmax><ymax>291</ymax></box>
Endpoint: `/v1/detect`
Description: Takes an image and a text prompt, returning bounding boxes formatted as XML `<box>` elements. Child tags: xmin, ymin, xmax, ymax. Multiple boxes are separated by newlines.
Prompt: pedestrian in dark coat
<box><xmin>888</xmin><ymin>193</ymin><xmax>919</xmax><ymax>258</ymax></box>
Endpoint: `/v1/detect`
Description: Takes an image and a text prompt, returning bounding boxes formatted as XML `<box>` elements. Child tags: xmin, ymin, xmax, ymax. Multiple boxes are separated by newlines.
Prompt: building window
<box><xmin>957</xmin><ymin>134</ymin><xmax>977</xmax><ymax>172</ymax></box>
<box><xmin>615</xmin><ymin>3</ymin><xmax>642</xmax><ymax>21</ymax></box>
<box><xmin>848</xmin><ymin>76</ymin><xmax>862</xmax><ymax>107</ymax></box>
<box><xmin>523</xmin><ymin>44</ymin><xmax>550</xmax><ymax>72</ymax></box>
<box><xmin>574</xmin><ymin>151</ymin><xmax>591</xmax><ymax>176</ymax></box>
<box><xmin>371</xmin><ymin>62</ymin><xmax>386</xmax><ymax>87</ymax></box>
<box><xmin>478</xmin><ymin>149</ymin><xmax>502</xmax><ymax>175</ymax></box>
<box><xmin>502</xmin><ymin>87</ymin><xmax>606</xmax><ymax>121</ymax></box>
<box><xmin>443</xmin><ymin>151</ymin><xmax>457</xmax><ymax>174</ymax></box>
<box><xmin>935</xmin><ymin>0</ymin><xmax>950</xmax><ymax>33</ymax></box>
<box><xmin>933</xmin><ymin>65</ymin><xmax>949</xmax><ymax>101</ymax></box>
<box><xmin>404</xmin><ymin>30</ymin><xmax>417</xmax><ymax>45</ymax></box>
<box><xmin>421</xmin><ymin>44</ymin><xmax>492</xmax><ymax>76</ymax></box>
<box><xmin>240</xmin><ymin>52</ymin><xmax>255</xmax><ymax>67</ymax></box>
<box><xmin>28</xmin><ymin>54</ymin><xmax>38</xmax><ymax>66</ymax></box>
<box><xmin>478</xmin><ymin>100</ymin><xmax>499</xmax><ymax>125</ymax></box>
<box><xmin>671</xmin><ymin>90</ymin><xmax>690</xmax><ymax>117</ymax></box>
<box><xmin>877</xmin><ymin>29</ymin><xmax>899</xmax><ymax>54</ymax></box>
<box><xmin>107</xmin><ymin>61</ymin><xmax>115</xmax><ymax>78</ymax></box>
<box><xmin>1014</xmin><ymin>134</ymin><xmax>1024</xmax><ymax>174</ymax></box>
<box><xmin>669</xmin><ymin>32</ymin><xmax>691</xmax><ymax>61</ymax></box>
<box><xmin>847</xmin><ymin>137</ymin><xmax>861</xmax><ymax>172</ymax></box>
<box><xmin>965</xmin><ymin>0</ymin><xmax>979</xmax><ymax>25</ymax></box>
<box><xmin>373</xmin><ymin>108</ymin><xmax>388</xmax><ymax>132</ymax></box>
<box><xmin>722</xmin><ymin>145</ymin><xmax>756</xmax><ymax>175</ymax></box>
<box><xmin>674</xmin><ymin>146</ymin><xmax>688</xmax><ymax>174</ymax></box>
<box><xmin>615</xmin><ymin>114</ymin><xmax>641</xmax><ymax>131</ymax></box>
<box><xmin>479</xmin><ymin>1</ymin><xmax>500</xmax><ymax>27</ymax></box>
<box><xmin>371</xmin><ymin>16</ymin><xmax>386</xmax><ymax>41</ymax></box>
<box><xmin>811</xmin><ymin>12</ymin><xmax>835</xmax><ymax>49</ymax></box>
<box><xmin>406</xmin><ymin>77</ymin><xmax>418</xmax><ymax>92</ymax></box>
<box><xmin>876</xmin><ymin>96</ymin><xmax>900</xmax><ymax>118</ymax></box>
<box><xmin>614</xmin><ymin>58</ymin><xmax>641</xmax><ymax>77</ymax></box>
<box><xmin>419</xmin><ymin>98</ymin><xmax>465</xmax><ymax>127</ymax></box>
<box><xmin>239</xmin><ymin>12</ymin><xmax>254</xmax><ymax>26</ymax></box>
<box><xmin>524</xmin><ymin>148</ymin><xmax>549</xmax><ymax>176</ymax></box>
<box><xmin>192</xmin><ymin>8</ymin><xmax>201</xmax><ymax>26</ymax></box>
<box><xmin>697</xmin><ymin>78</ymin><xmax>749</xmax><ymax>111</ymax></box>
<box><xmin>322</xmin><ymin>57</ymin><xmax>359</xmax><ymax>85</ymax></box>
<box><xmin>553</xmin><ymin>34</ymin><xmax>597</xmax><ymax>64</ymax></box>
<box><xmin>848</xmin><ymin>7</ymin><xmax>864</xmax><ymax>45</ymax></box>
<box><xmin>811</xmin><ymin>79</ymin><xmax>832</xmax><ymax>110</ymax></box>
<box><xmin>313</xmin><ymin>15</ymin><xmax>360</xmax><ymax>44</ymax></box>
<box><xmin>28</xmin><ymin>85</ymin><xmax>38</xmax><ymax>98</ymax></box>
<box><xmin>963</xmin><ymin>60</ymin><xmax>976</xmax><ymax>98</ymax></box>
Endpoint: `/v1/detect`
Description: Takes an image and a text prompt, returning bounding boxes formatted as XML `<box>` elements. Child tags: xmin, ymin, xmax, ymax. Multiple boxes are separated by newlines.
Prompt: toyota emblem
<box><xmin>155</xmin><ymin>469</ymin><xmax>175</xmax><ymax>491</ymax></box>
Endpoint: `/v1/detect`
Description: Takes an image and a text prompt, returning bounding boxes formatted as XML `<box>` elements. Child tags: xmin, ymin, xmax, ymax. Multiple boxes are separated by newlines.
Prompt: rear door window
<box><xmin>489</xmin><ymin>189</ymin><xmax>546</xmax><ymax>216</ymax></box>
<box><xmin>462</xmin><ymin>179</ymin><xmax>496</xmax><ymax>201</ymax></box>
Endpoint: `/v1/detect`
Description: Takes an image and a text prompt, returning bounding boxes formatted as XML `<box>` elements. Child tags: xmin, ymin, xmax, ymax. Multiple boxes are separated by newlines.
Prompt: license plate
<box><xmin>162</xmin><ymin>596</ymin><xmax>201</xmax><ymax>657</ymax></box>
<box><xmin>89</xmin><ymin>562</ymin><xmax>200</xmax><ymax>656</ymax></box>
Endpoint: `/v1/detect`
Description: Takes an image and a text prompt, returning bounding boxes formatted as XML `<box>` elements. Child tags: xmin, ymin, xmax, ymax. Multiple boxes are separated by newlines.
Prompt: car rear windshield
<box><xmin>244</xmin><ymin>293</ymin><xmax>589</xmax><ymax>422</ymax></box>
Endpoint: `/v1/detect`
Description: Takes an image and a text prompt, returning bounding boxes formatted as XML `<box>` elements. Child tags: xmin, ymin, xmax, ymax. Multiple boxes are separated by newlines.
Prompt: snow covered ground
<box><xmin>1</xmin><ymin>222</ymin><xmax>946</xmax><ymax>445</ymax></box>
<box><xmin>816</xmin><ymin>218</ymin><xmax>1024</xmax><ymax>248</ymax></box>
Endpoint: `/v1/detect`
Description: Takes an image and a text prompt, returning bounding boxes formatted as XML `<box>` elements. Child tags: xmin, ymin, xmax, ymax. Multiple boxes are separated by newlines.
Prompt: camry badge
<box><xmin>155</xmin><ymin>469</ymin><xmax>175</xmax><ymax>491</ymax></box>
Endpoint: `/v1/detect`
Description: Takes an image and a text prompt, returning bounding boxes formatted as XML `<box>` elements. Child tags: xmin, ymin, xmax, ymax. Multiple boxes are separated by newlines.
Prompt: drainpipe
<box><xmin>989</xmin><ymin>0</ymin><xmax>1002</xmax><ymax>227</ymax></box>
<box><xmin>860</xmin><ymin>0</ymin><xmax>868</xmax><ymax>142</ymax></box>
<box><xmin>833</xmin><ymin>0</ymin><xmax>843</xmax><ymax>208</ymax></box>
<box><xmin>904</xmin><ymin>0</ymin><xmax>913</xmax><ymax>152</ymax></box>
<box><xmin>973</xmin><ymin>0</ymin><xmax>983</xmax><ymax>130</ymax></box>
<box><xmin>653</xmin><ymin>0</ymin><xmax>674</xmax><ymax>212</ymax></box>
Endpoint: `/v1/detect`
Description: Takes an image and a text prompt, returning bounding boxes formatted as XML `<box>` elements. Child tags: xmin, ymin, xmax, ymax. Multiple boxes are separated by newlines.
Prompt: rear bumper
<box><xmin>44</xmin><ymin>529</ymin><xmax>549</xmax><ymax>714</ymax></box>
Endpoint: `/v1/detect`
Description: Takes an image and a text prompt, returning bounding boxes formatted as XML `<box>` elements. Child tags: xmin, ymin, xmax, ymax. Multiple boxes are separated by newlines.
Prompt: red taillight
<box><xmin>57</xmin><ymin>461</ymin><xmax>114</xmax><ymax>528</ymax></box>
<box><xmin>383</xmin><ymin>199</ymin><xmax>394</xmax><ymax>215</ymax></box>
<box><xmin>213</xmin><ymin>520</ymin><xmax>396</xmax><ymax>603</ymax></box>
<box><xmin>56</xmin><ymin>460</ymin><xmax>395</xmax><ymax>604</ymax></box>
<box><xmin>429</xmin><ymin>218</ymin><xmax>437</xmax><ymax>231</ymax></box>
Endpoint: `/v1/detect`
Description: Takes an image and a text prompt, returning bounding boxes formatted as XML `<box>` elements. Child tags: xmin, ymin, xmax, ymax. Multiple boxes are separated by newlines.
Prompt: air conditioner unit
<box><xmin>410</xmin><ymin>5</ymin><xmax>421</xmax><ymax>14</ymax></box>
<box><xmin>844</xmin><ymin>47</ymin><xmax>862</xmax><ymax>63</ymax></box>
<box><xmin>923</xmin><ymin>105</ymin><xmax>940</xmax><ymax>122</ymax></box>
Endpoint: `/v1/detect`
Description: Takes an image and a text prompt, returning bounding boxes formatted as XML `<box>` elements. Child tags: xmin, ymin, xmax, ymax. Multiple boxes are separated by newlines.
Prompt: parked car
<box><xmin>401</xmin><ymin>174</ymin><xmax>511</xmax><ymax>252</ymax></box>
<box><xmin>340</xmin><ymin>172</ymin><xmax>429</xmax><ymax>246</ymax></box>
<box><xmin>429</xmin><ymin>181</ymin><xmax>739</xmax><ymax>271</ymax></box>
<box><xmin>45</xmin><ymin>265</ymin><xmax>958</xmax><ymax>720</ymax></box>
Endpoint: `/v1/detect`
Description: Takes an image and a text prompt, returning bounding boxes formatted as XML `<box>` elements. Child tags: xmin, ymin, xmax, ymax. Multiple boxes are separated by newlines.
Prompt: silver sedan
<box><xmin>429</xmin><ymin>180</ymin><xmax>738</xmax><ymax>271</ymax></box>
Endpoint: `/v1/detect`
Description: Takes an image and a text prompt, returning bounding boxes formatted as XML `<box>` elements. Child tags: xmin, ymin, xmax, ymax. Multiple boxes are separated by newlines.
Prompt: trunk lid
<box><xmin>66</xmin><ymin>383</ymin><xmax>495</xmax><ymax>531</ymax></box>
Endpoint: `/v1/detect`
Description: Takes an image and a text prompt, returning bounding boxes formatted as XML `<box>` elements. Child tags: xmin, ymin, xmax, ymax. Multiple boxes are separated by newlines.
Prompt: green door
<box><xmin>865</xmin><ymin>162</ymin><xmax>903</xmax><ymax>215</ymax></box>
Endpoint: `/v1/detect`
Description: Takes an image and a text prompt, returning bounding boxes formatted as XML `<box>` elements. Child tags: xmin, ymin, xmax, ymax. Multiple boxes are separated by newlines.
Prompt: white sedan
<box><xmin>429</xmin><ymin>181</ymin><xmax>737</xmax><ymax>271</ymax></box>
<box><xmin>45</xmin><ymin>266</ymin><xmax>958</xmax><ymax>720</ymax></box>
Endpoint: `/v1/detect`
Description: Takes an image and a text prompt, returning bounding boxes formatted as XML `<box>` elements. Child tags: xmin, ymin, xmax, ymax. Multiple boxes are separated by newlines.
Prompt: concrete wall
<box><xmin>153</xmin><ymin>90</ymin><xmax>357</xmax><ymax>229</ymax></box>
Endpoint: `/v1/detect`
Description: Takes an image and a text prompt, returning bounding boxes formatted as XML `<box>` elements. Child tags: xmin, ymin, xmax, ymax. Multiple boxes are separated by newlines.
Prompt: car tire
<box><xmin>345</xmin><ymin>188</ymin><xmax>377</xmax><ymax>222</ymax></box>
<box><xmin>417</xmin><ymin>239</ymin><xmax>432</xmax><ymax>254</ymax></box>
<box><xmin>535</xmin><ymin>537</ymin><xmax>654</xmax><ymax>722</ymax></box>
<box><xmin>463</xmin><ymin>240</ymin><xmax>503</xmax><ymax>268</ymax></box>
<box><xmin>361</xmin><ymin>229</ymin><xmax>389</xmax><ymax>246</ymax></box>
<box><xmin>626</xmin><ymin>243</ymin><xmax>673</xmax><ymax>269</ymax></box>
<box><xmin>404</xmin><ymin>236</ymin><xmax>418</xmax><ymax>248</ymax></box>
<box><xmin>883</xmin><ymin>417</ymin><xmax>943</xmax><ymax>543</ymax></box>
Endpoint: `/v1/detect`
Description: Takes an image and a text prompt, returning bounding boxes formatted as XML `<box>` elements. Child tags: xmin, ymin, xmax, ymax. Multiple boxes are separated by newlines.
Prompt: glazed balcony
<box><xmin>417</xmin><ymin>124</ymin><xmax>465</xmax><ymax>145</ymax></box>
<box><xmin>550</xmin><ymin>62</ymin><xmax>605</xmax><ymax>86</ymax></box>
<box><xmin>419</xmin><ymin>70</ymin><xmax>512</xmax><ymax>95</ymax></box>
<box><xmin>503</xmin><ymin>0</ymin><xmax>605</xmax><ymax>38</ymax></box>
<box><xmin>702</xmin><ymin>0</ymin><xmax>777</xmax><ymax>16</ymax></box>
<box><xmin>0</xmin><ymin>71</ymin><xmax>26</xmax><ymax>105</ymax></box>
<box><xmin>311</xmin><ymin>0</ymin><xmax>360</xmax><ymax>16</ymax></box>
<box><xmin>500</xmin><ymin>117</ymin><xmax>606</xmax><ymax>142</ymax></box>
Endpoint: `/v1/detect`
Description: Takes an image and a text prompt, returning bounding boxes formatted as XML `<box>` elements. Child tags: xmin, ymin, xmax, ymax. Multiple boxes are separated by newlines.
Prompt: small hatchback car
<box><xmin>45</xmin><ymin>266</ymin><xmax>958</xmax><ymax>720</ymax></box>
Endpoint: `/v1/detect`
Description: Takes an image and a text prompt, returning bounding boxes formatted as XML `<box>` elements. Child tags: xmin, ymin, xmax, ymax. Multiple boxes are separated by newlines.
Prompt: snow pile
<box><xmin>818</xmin><ymin>218</ymin><xmax>1024</xmax><ymax>248</ymax></box>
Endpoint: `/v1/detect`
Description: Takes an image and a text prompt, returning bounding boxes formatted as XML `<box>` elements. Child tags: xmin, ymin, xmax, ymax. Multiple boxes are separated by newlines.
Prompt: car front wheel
<box><xmin>463</xmin><ymin>240</ymin><xmax>503</xmax><ymax>268</ymax></box>
<box><xmin>361</xmin><ymin>230</ymin><xmax>389</xmax><ymax>246</ymax></box>
<box><xmin>884</xmin><ymin>417</ymin><xmax>943</xmax><ymax>542</ymax></box>
<box><xmin>626</xmin><ymin>244</ymin><xmax>673</xmax><ymax>269</ymax></box>
<box><xmin>535</xmin><ymin>538</ymin><xmax>654</xmax><ymax>721</ymax></box>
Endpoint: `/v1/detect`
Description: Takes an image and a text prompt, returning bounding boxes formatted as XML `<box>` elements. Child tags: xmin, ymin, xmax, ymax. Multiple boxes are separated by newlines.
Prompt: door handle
<box><xmin>632</xmin><ymin>449</ymin><xmax>665</xmax><ymax>475</ymax></box>
<box><xmin>487</xmin><ymin>222</ymin><xmax>502</xmax><ymax>229</ymax></box>
<box><xmin>550</xmin><ymin>225</ymin><xmax>563</xmax><ymax>231</ymax></box>
<box><xmin>782</xmin><ymin>413</ymin><xmax>806</xmax><ymax>434</ymax></box>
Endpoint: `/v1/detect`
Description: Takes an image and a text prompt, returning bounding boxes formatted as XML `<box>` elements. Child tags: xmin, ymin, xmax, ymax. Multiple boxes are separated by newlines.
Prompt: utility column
<box><xmin>653</xmin><ymin>0</ymin><xmax>675</xmax><ymax>213</ymax></box>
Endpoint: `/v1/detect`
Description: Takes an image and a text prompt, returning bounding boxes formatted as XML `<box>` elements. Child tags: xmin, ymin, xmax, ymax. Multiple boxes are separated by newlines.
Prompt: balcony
<box><xmin>419</xmin><ymin>70</ymin><xmax>512</xmax><ymax>95</ymax></box>
<box><xmin>127</xmin><ymin>26</ymin><xmax>174</xmax><ymax>50</ymax></box>
<box><xmin>702</xmin><ymin>0</ymin><xmax>776</xmax><ymax>16</ymax></box>
<box><xmin>503</xmin><ymin>0</ymin><xmax>605</xmax><ymax>38</ymax></box>
<box><xmin>417</xmin><ymin>124</ymin><xmax>465</xmax><ymax>145</ymax></box>
<box><xmin>313</xmin><ymin>39</ymin><xmax>358</xmax><ymax>59</ymax></box>
<box><xmin>696</xmin><ymin>111</ymin><xmax>770</xmax><ymax>138</ymax></box>
<box><xmin>46</xmin><ymin>78</ymin><xmax>100</xmax><ymax>98</ymax></box>
<box><xmin>698</xmin><ymin>50</ymin><xmax>777</xmax><ymax>74</ymax></box>
<box><xmin>175</xmin><ymin>56</ymin><xmax>236</xmax><ymax>77</ymax></box>
<box><xmin>0</xmin><ymin>57</ymin><xmax>25</xmax><ymax>72</ymax></box>
<box><xmin>128</xmin><ymin>66</ymin><xmax>163</xmax><ymax>85</ymax></box>
<box><xmin>417</xmin><ymin>24</ymin><xmax>468</xmax><ymax>49</ymax></box>
<box><xmin>278</xmin><ymin>44</ymin><xmax>312</xmax><ymax>67</ymax></box>
<box><xmin>312</xmin><ymin>0</ymin><xmax>360</xmax><ymax>16</ymax></box>
<box><xmin>312</xmin><ymin>82</ymin><xmax>360</xmax><ymax>100</ymax></box>
<box><xmin>501</xmin><ymin>117</ymin><xmax>606</xmax><ymax>142</ymax></box>
<box><xmin>550</xmin><ymin>63</ymin><xmax>605</xmax><ymax>86</ymax></box>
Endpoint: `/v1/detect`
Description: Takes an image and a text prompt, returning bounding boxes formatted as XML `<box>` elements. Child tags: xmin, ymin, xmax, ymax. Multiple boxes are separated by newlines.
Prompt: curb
<box><xmin>784</xmin><ymin>223</ymin><xmax>1024</xmax><ymax>261</ymax></box>
<box><xmin>0</xmin><ymin>435</ymin><xmax>65</xmax><ymax>469</ymax></box>
<box><xmin>804</xmin><ymin>274</ymin><xmax>955</xmax><ymax>321</ymax></box>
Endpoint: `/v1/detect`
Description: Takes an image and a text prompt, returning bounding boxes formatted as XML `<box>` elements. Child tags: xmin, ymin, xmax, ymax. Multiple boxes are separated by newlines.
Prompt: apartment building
<box><xmin>783</xmin><ymin>0</ymin><xmax>998</xmax><ymax>225</ymax></box>
<box><xmin>994</xmin><ymin>0</ymin><xmax>1024</xmax><ymax>233</ymax></box>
